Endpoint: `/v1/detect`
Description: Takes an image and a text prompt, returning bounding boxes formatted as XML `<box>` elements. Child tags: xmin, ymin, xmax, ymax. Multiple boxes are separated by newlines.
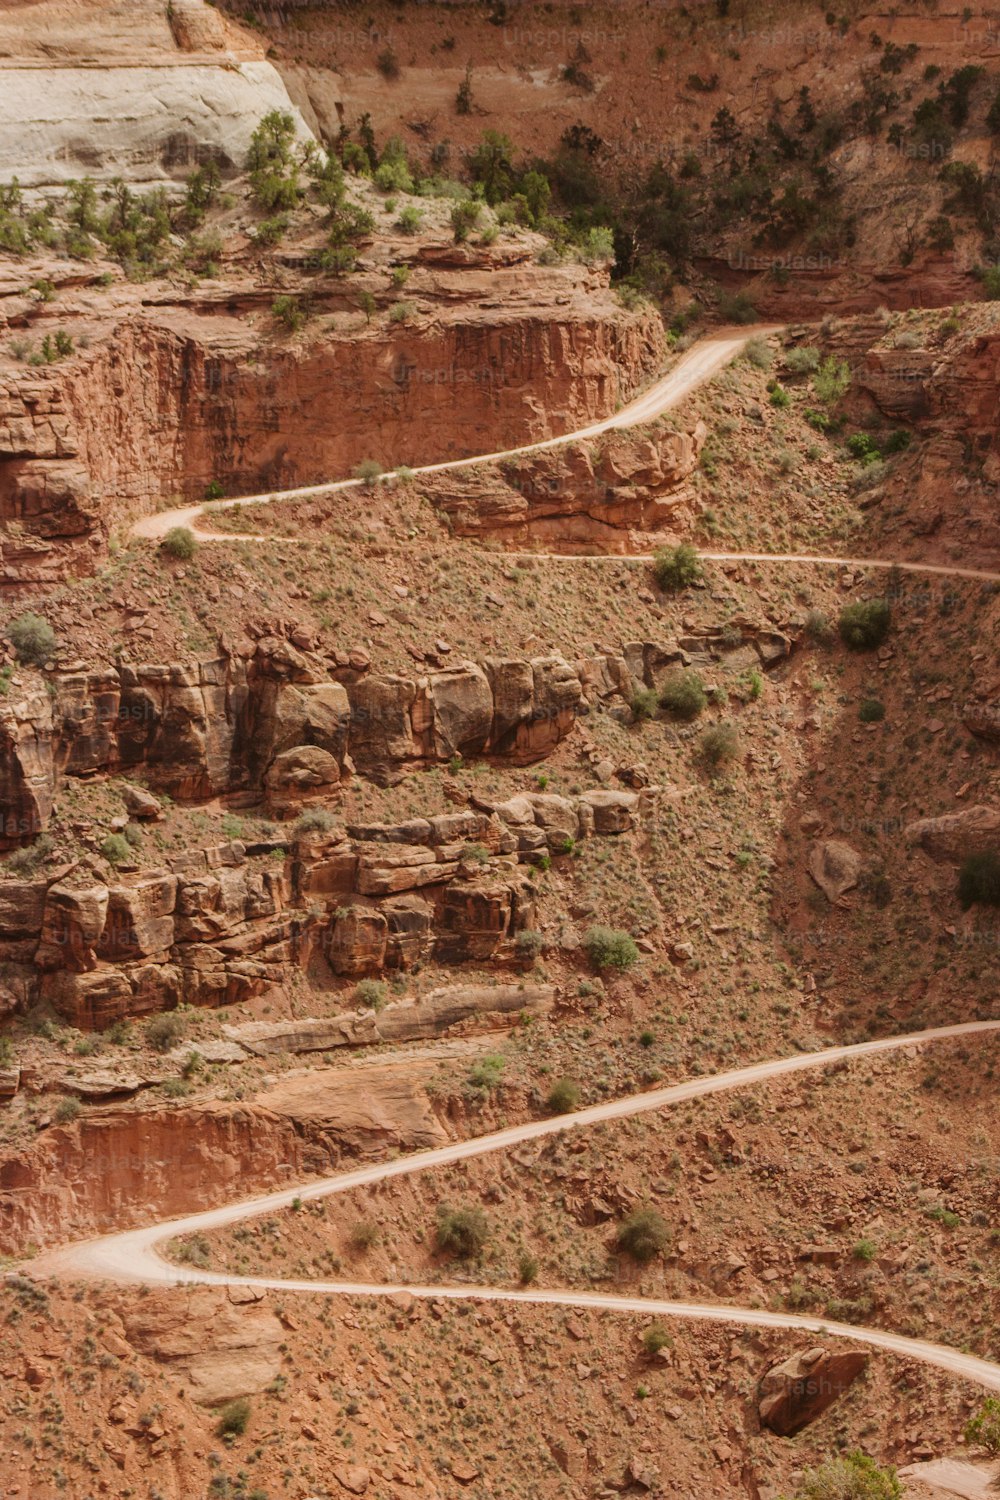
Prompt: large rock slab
<box><xmin>807</xmin><ymin>839</ymin><xmax>862</xmax><ymax>904</ymax></box>
<box><xmin>905</xmin><ymin>805</ymin><xmax>1000</xmax><ymax>864</ymax></box>
<box><xmin>227</xmin><ymin>983</ymin><xmax>555</xmax><ymax>1056</ymax></box>
<box><xmin>759</xmin><ymin>1345</ymin><xmax>869</xmax><ymax>1435</ymax></box>
<box><xmin>255</xmin><ymin>1064</ymin><xmax>449</xmax><ymax>1153</ymax></box>
<box><xmin>124</xmin><ymin>1287</ymin><xmax>284</xmax><ymax>1406</ymax></box>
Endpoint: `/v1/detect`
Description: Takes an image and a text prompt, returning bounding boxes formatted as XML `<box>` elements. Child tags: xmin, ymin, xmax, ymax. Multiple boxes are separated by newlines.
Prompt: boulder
<box><xmin>426</xmin><ymin>662</ymin><xmax>494</xmax><ymax>758</ymax></box>
<box><xmin>807</xmin><ymin>839</ymin><xmax>862</xmax><ymax>903</ymax></box>
<box><xmin>326</xmin><ymin>905</ymin><xmax>388</xmax><ymax>976</ymax></box>
<box><xmin>97</xmin><ymin>875</ymin><xmax>177</xmax><ymax>962</ymax></box>
<box><xmin>579</xmin><ymin>788</ymin><xmax>639</xmax><ymax>833</ymax></box>
<box><xmin>264</xmin><ymin>743</ymin><xmax>342</xmax><ymax>815</ymax></box>
<box><xmin>759</xmin><ymin>1346</ymin><xmax>869</xmax><ymax>1435</ymax></box>
<box><xmin>36</xmin><ymin>881</ymin><xmax>110</xmax><ymax>972</ymax></box>
<box><xmin>905</xmin><ymin>805</ymin><xmax>1000</xmax><ymax>864</ymax></box>
<box><xmin>121</xmin><ymin>784</ymin><xmax>164</xmax><ymax>821</ymax></box>
<box><xmin>963</xmin><ymin>700</ymin><xmax>1000</xmax><ymax>742</ymax></box>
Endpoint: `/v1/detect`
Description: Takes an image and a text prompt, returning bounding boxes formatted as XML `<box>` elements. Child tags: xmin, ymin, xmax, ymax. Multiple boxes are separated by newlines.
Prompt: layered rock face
<box><xmin>0</xmin><ymin>294</ymin><xmax>664</xmax><ymax>573</ymax></box>
<box><xmin>0</xmin><ymin>616</ymin><xmax>794</xmax><ymax>848</ymax></box>
<box><xmin>0</xmin><ymin>0</ymin><xmax>312</xmax><ymax>190</ymax></box>
<box><xmin>422</xmin><ymin>422</ymin><xmax>707</xmax><ymax>550</ymax></box>
<box><xmin>0</xmin><ymin>789</ymin><xmax>646</xmax><ymax>1028</ymax></box>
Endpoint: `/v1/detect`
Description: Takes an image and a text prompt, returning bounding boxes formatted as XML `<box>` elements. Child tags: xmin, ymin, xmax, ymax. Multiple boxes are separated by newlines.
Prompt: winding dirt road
<box><xmin>34</xmin><ymin>1019</ymin><xmax>1000</xmax><ymax>1394</ymax></box>
<box><xmin>133</xmin><ymin>327</ymin><xmax>778</xmax><ymax>541</ymax></box>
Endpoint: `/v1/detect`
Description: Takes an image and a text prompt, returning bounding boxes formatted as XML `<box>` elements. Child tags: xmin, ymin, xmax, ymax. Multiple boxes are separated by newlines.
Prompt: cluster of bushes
<box><xmin>838</xmin><ymin>598</ymin><xmax>892</xmax><ymax>650</ymax></box>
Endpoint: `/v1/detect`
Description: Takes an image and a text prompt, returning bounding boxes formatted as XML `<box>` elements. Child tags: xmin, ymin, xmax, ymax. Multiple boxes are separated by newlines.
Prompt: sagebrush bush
<box><xmin>160</xmin><ymin>526</ymin><xmax>197</xmax><ymax>561</ymax></box>
<box><xmin>436</xmin><ymin>1205</ymin><xmax>489</xmax><ymax>1258</ymax></box>
<box><xmin>743</xmin><ymin>335</ymin><xmax>773</xmax><ymax>370</ymax></box>
<box><xmin>146</xmin><ymin>1012</ymin><xmax>184</xmax><ymax>1053</ymax></box>
<box><xmin>858</xmin><ymin>699</ymin><xmax>885</xmax><ymax>723</ymax></box>
<box><xmin>514</xmin><ymin>929</ymin><xmax>544</xmax><ymax>961</ymax></box>
<box><xmin>958</xmin><ymin>851</ymin><xmax>1000</xmax><ymax>909</ymax></box>
<box><xmin>659</xmin><ymin>669</ymin><xmax>707</xmax><ymax>720</ymax></box>
<box><xmin>53</xmin><ymin>1096</ymin><xmax>82</xmax><ymax>1125</ymax></box>
<box><xmin>99</xmin><ymin>833</ymin><xmax>132</xmax><ymax>866</ymax></box>
<box><xmin>642</xmin><ymin>1324</ymin><xmax>672</xmax><ymax>1356</ymax></box>
<box><xmin>8</xmin><ymin>611</ymin><xmax>56</xmax><ymax>665</ymax></box>
<box><xmin>355</xmin><ymin>978</ymin><xmax>387</xmax><ymax>1010</ymax></box>
<box><xmin>616</xmin><ymin>1207</ymin><xmax>669</xmax><ymax>1263</ymax></box>
<box><xmin>630</xmin><ymin>687</ymin><xmax>659</xmax><ymax>720</ymax></box>
<box><xmin>353</xmin><ymin>458</ymin><xmax>383</xmax><ymax>485</ymax></box>
<box><xmin>965</xmin><ymin>1397</ymin><xmax>1000</xmax><ymax>1456</ymax></box>
<box><xmin>652</xmin><ymin>542</ymin><xmax>702</xmax><ymax>592</ymax></box>
<box><xmin>700</xmin><ymin>722</ymin><xmax>740</xmax><ymax>768</ymax></box>
<box><xmin>293</xmin><ymin>808</ymin><xmax>336</xmax><ymax>836</ymax></box>
<box><xmin>838</xmin><ymin>598</ymin><xmax>891</xmax><ymax>650</ymax></box>
<box><xmin>788</xmin><ymin>1451</ymin><xmax>901</xmax><ymax>1500</ymax></box>
<box><xmin>784</xmin><ymin>345</ymin><xmax>820</xmax><ymax>374</ymax></box>
<box><xmin>584</xmin><ymin>925</ymin><xmax>639</xmax><ymax>972</ymax></box>
<box><xmin>547</xmin><ymin>1077</ymin><xmax>581</xmax><ymax>1113</ymax></box>
<box><xmin>216</xmin><ymin>1398</ymin><xmax>251</xmax><ymax>1438</ymax></box>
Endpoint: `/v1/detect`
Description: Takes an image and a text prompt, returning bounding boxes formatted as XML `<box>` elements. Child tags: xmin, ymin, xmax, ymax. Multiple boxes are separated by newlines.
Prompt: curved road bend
<box><xmin>133</xmin><ymin>328</ymin><xmax>779</xmax><ymax>541</ymax></box>
<box><xmin>32</xmin><ymin>1020</ymin><xmax>1000</xmax><ymax>1393</ymax></box>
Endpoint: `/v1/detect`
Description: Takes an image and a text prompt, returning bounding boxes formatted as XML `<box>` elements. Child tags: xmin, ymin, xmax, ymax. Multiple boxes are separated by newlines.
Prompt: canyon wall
<box><xmin>0</xmin><ymin>292</ymin><xmax>665</xmax><ymax>565</ymax></box>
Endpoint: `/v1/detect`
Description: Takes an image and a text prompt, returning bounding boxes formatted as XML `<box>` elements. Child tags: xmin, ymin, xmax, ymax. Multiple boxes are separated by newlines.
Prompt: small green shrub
<box><xmin>805</xmin><ymin>608</ymin><xmax>833</xmax><ymax>644</ymax></box>
<box><xmin>743</xmin><ymin>335</ymin><xmax>773</xmax><ymax>369</ymax></box>
<box><xmin>787</xmin><ymin>1451</ymin><xmax>901</xmax><ymax>1500</ymax></box>
<box><xmin>547</xmin><ymin>1077</ymin><xmax>581</xmax><ymax>1113</ymax></box>
<box><xmin>271</xmin><ymin>294</ymin><xmax>307</xmax><ymax>332</ymax></box>
<box><xmin>468</xmin><ymin>1053</ymin><xmax>505</xmax><ymax>1090</ymax></box>
<box><xmin>514</xmin><ymin>929</ymin><xmax>544</xmax><ymax>961</ymax></box>
<box><xmin>53</xmin><ymin>1096</ymin><xmax>82</xmax><ymax>1125</ymax></box>
<box><xmin>353</xmin><ymin>458</ymin><xmax>383</xmax><ymax>485</ymax></box>
<box><xmin>659</xmin><ymin>669</ymin><xmax>707</xmax><ymax>720</ymax></box>
<box><xmin>160</xmin><ymin>526</ymin><xmax>197</xmax><ymax>561</ymax></box>
<box><xmin>436</xmin><ymin>1205</ymin><xmax>489</xmax><ymax>1258</ymax></box>
<box><xmin>3</xmin><ymin>834</ymin><xmax>54</xmax><ymax>876</ymax></box>
<box><xmin>350</xmin><ymin>1220</ymin><xmax>381</xmax><ymax>1251</ymax></box>
<box><xmin>584</xmin><ymin>925</ymin><xmax>639</xmax><ymax>972</ymax></box>
<box><xmin>397</xmin><ymin>205</ymin><xmax>422</xmax><ymax>235</ymax></box>
<box><xmin>355</xmin><ymin>978</ymin><xmax>387</xmax><ymax>1010</ymax></box>
<box><xmin>642</xmin><ymin>1324</ymin><xmax>672</xmax><ymax>1356</ymax></box>
<box><xmin>389</xmin><ymin>300</ymin><xmax>416</xmax><ymax>323</ymax></box>
<box><xmin>630</xmin><ymin>687</ymin><xmax>660</xmax><ymax>720</ymax></box>
<box><xmin>216</xmin><ymin>1398</ymin><xmax>251</xmax><ymax>1438</ymax></box>
<box><xmin>838</xmin><ymin>599</ymin><xmax>891</xmax><ymax>650</ymax></box>
<box><xmin>293</xmin><ymin>808</ymin><xmax>336</xmax><ymax>836</ymax></box>
<box><xmin>852</xmin><ymin>1238</ymin><xmax>877</xmax><ymax>1261</ymax></box>
<box><xmin>174</xmin><ymin>1232</ymin><xmax>211</xmax><ymax>1267</ymax></box>
<box><xmin>652</xmin><ymin>542</ymin><xmax>703</xmax><ymax>592</ymax></box>
<box><xmin>965</xmin><ymin>1397</ymin><xmax>1000</xmax><ymax>1456</ymax></box>
<box><xmin>518</xmin><ymin>1250</ymin><xmax>539</xmax><ymax>1284</ymax></box>
<box><xmin>784</xmin><ymin>345</ymin><xmax>820</xmax><ymax>374</ymax></box>
<box><xmin>616</xmin><ymin>1207</ymin><xmax>669</xmax><ymax>1263</ymax></box>
<box><xmin>100</xmin><ymin>833</ymin><xmax>132</xmax><ymax>867</ymax></box>
<box><xmin>768</xmin><ymin>382</ymin><xmax>790</xmax><ymax>408</ymax></box>
<box><xmin>146</xmin><ymin>1012</ymin><xmax>185</xmax><ymax>1053</ymax></box>
<box><xmin>958</xmin><ymin>851</ymin><xmax>1000</xmax><ymax>909</ymax></box>
<box><xmin>8</xmin><ymin>612</ymin><xmax>57</xmax><ymax>666</ymax></box>
<box><xmin>858</xmin><ymin>699</ymin><xmax>885</xmax><ymax>722</ymax></box>
<box><xmin>813</xmin><ymin>356</ymin><xmax>851</xmax><ymax>404</ymax></box>
<box><xmin>700</xmin><ymin>722</ymin><xmax>740</xmax><ymax>768</ymax></box>
<box><xmin>450</xmin><ymin>200</ymin><xmax>482</xmax><ymax>242</ymax></box>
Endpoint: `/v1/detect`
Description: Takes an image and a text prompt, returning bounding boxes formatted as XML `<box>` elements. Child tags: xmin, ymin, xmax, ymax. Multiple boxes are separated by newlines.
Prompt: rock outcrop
<box><xmin>423</xmin><ymin>423</ymin><xmax>707</xmax><ymax>550</ymax></box>
<box><xmin>0</xmin><ymin>616</ymin><xmax>796</xmax><ymax>846</ymax></box>
<box><xmin>0</xmin><ymin>788</ymin><xmax>640</xmax><ymax>1025</ymax></box>
<box><xmin>905</xmin><ymin>805</ymin><xmax>1000</xmax><ymax>864</ymax></box>
<box><xmin>0</xmin><ymin>0</ymin><xmax>312</xmax><ymax>190</ymax></box>
<box><xmin>759</xmin><ymin>1346</ymin><xmax>869</xmax><ymax>1435</ymax></box>
<box><xmin>1</xmin><ymin>290</ymin><xmax>663</xmax><ymax>578</ymax></box>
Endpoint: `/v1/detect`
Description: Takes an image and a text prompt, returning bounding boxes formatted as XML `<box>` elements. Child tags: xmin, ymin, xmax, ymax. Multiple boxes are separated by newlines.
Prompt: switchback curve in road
<box><xmin>133</xmin><ymin>327</ymin><xmax>778</xmax><ymax>541</ymax></box>
<box><xmin>32</xmin><ymin>1019</ymin><xmax>1000</xmax><ymax>1393</ymax></box>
